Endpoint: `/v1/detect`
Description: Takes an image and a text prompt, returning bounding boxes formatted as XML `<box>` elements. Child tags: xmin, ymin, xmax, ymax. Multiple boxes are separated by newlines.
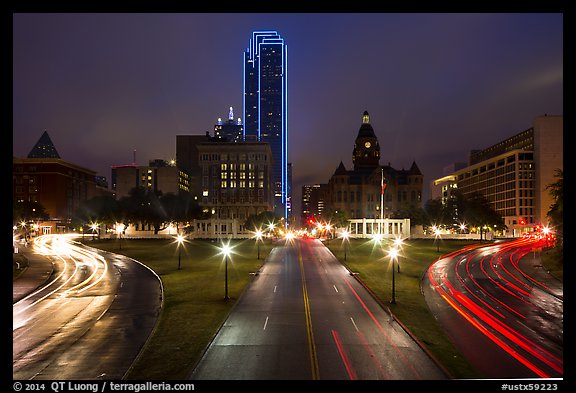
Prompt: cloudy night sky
<box><xmin>12</xmin><ymin>13</ymin><xmax>563</xmax><ymax>216</ymax></box>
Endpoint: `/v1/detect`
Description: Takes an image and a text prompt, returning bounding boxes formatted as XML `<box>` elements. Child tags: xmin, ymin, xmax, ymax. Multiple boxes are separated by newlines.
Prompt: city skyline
<box><xmin>12</xmin><ymin>13</ymin><xmax>563</xmax><ymax>217</ymax></box>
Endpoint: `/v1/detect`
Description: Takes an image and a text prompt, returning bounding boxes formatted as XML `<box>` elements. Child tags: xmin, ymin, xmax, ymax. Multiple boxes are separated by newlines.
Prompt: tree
<box><xmin>244</xmin><ymin>211</ymin><xmax>279</xmax><ymax>233</ymax></box>
<box><xmin>423</xmin><ymin>198</ymin><xmax>447</xmax><ymax>228</ymax></box>
<box><xmin>322</xmin><ymin>207</ymin><xmax>348</xmax><ymax>229</ymax></box>
<box><xmin>72</xmin><ymin>195</ymin><xmax>119</xmax><ymax>228</ymax></box>
<box><xmin>117</xmin><ymin>187</ymin><xmax>166</xmax><ymax>234</ymax></box>
<box><xmin>460</xmin><ymin>192</ymin><xmax>505</xmax><ymax>239</ymax></box>
<box><xmin>546</xmin><ymin>168</ymin><xmax>563</xmax><ymax>246</ymax></box>
<box><xmin>160</xmin><ymin>192</ymin><xmax>205</xmax><ymax>233</ymax></box>
<box><xmin>13</xmin><ymin>200</ymin><xmax>49</xmax><ymax>223</ymax></box>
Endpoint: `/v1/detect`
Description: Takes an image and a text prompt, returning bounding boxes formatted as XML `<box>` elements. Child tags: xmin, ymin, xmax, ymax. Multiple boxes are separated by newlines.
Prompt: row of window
<box><xmin>203</xmin><ymin>188</ymin><xmax>265</xmax><ymax>197</ymax></box>
<box><xmin>220</xmin><ymin>180</ymin><xmax>265</xmax><ymax>189</ymax></box>
<box><xmin>333</xmin><ymin>190</ymin><xmax>421</xmax><ymax>203</ymax></box>
<box><xmin>459</xmin><ymin>156</ymin><xmax>524</xmax><ymax>180</ymax></box>
<box><xmin>220</xmin><ymin>171</ymin><xmax>265</xmax><ymax>179</ymax></box>
<box><xmin>199</xmin><ymin>153</ymin><xmax>268</xmax><ymax>162</ymax></box>
<box><xmin>203</xmin><ymin>197</ymin><xmax>267</xmax><ymax>206</ymax></box>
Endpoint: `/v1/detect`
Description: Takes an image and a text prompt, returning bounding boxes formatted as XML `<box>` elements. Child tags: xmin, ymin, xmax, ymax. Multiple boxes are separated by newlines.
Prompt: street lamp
<box><xmin>90</xmin><ymin>223</ymin><xmax>98</xmax><ymax>241</ymax></box>
<box><xmin>176</xmin><ymin>234</ymin><xmax>185</xmax><ymax>270</ymax></box>
<box><xmin>341</xmin><ymin>230</ymin><xmax>349</xmax><ymax>261</ymax></box>
<box><xmin>255</xmin><ymin>229</ymin><xmax>263</xmax><ymax>259</ymax></box>
<box><xmin>434</xmin><ymin>227</ymin><xmax>441</xmax><ymax>253</ymax></box>
<box><xmin>220</xmin><ymin>243</ymin><xmax>232</xmax><ymax>301</ymax></box>
<box><xmin>116</xmin><ymin>223</ymin><xmax>125</xmax><ymax>250</ymax></box>
<box><xmin>393</xmin><ymin>236</ymin><xmax>403</xmax><ymax>273</ymax></box>
<box><xmin>388</xmin><ymin>247</ymin><xmax>399</xmax><ymax>305</ymax></box>
<box><xmin>268</xmin><ymin>222</ymin><xmax>275</xmax><ymax>238</ymax></box>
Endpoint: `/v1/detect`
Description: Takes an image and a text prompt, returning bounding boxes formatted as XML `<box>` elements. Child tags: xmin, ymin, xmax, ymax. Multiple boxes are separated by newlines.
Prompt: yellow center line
<box><xmin>298</xmin><ymin>241</ymin><xmax>320</xmax><ymax>380</ymax></box>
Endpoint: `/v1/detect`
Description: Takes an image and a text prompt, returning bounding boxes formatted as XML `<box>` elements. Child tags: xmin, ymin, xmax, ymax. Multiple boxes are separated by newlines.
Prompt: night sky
<box><xmin>12</xmin><ymin>13</ymin><xmax>563</xmax><ymax>217</ymax></box>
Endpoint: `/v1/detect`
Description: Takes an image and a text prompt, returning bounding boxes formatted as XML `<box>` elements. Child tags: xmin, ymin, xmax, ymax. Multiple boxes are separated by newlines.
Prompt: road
<box><xmin>190</xmin><ymin>238</ymin><xmax>447</xmax><ymax>380</ymax></box>
<box><xmin>424</xmin><ymin>236</ymin><xmax>563</xmax><ymax>378</ymax></box>
<box><xmin>13</xmin><ymin>234</ymin><xmax>162</xmax><ymax>380</ymax></box>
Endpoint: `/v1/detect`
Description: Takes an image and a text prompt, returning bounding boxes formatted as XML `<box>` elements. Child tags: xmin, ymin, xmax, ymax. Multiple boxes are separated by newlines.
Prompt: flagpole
<box><xmin>380</xmin><ymin>167</ymin><xmax>384</xmax><ymax>234</ymax></box>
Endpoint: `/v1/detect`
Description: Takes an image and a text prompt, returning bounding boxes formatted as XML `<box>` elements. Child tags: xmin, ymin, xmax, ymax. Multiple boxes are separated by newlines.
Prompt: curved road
<box><xmin>424</xmin><ymin>236</ymin><xmax>563</xmax><ymax>378</ymax></box>
<box><xmin>13</xmin><ymin>234</ymin><xmax>162</xmax><ymax>380</ymax></box>
<box><xmin>191</xmin><ymin>238</ymin><xmax>447</xmax><ymax>380</ymax></box>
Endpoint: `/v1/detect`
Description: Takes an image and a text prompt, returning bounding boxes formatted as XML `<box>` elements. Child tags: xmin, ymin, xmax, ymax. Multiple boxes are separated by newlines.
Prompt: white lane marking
<box><xmin>263</xmin><ymin>316</ymin><xmax>269</xmax><ymax>330</ymax></box>
<box><xmin>273</xmin><ymin>285</ymin><xmax>277</xmax><ymax>293</ymax></box>
<box><xmin>350</xmin><ymin>317</ymin><xmax>359</xmax><ymax>332</ymax></box>
<box><xmin>333</xmin><ymin>284</ymin><xmax>339</xmax><ymax>293</ymax></box>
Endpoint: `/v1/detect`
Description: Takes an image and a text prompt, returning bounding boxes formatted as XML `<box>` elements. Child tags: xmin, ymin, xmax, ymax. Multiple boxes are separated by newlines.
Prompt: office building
<box><xmin>243</xmin><ymin>30</ymin><xmax>288</xmax><ymax>222</ymax></box>
<box><xmin>13</xmin><ymin>131</ymin><xmax>110</xmax><ymax>233</ymax></box>
<box><xmin>112</xmin><ymin>159</ymin><xmax>189</xmax><ymax>199</ymax></box>
<box><xmin>196</xmin><ymin>141</ymin><xmax>274</xmax><ymax>222</ymax></box>
<box><xmin>301</xmin><ymin>183</ymin><xmax>329</xmax><ymax>225</ymax></box>
<box><xmin>431</xmin><ymin>115</ymin><xmax>563</xmax><ymax>236</ymax></box>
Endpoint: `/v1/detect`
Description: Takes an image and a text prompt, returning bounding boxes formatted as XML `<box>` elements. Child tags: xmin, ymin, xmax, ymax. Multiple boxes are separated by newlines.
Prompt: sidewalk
<box><xmin>13</xmin><ymin>243</ymin><xmax>54</xmax><ymax>304</ymax></box>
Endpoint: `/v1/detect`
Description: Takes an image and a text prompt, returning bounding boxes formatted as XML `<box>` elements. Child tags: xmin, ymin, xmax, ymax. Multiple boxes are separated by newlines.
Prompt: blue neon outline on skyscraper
<box><xmin>244</xmin><ymin>30</ymin><xmax>288</xmax><ymax>225</ymax></box>
<box><xmin>242</xmin><ymin>49</ymin><xmax>246</xmax><ymax>141</ymax></box>
<box><xmin>284</xmin><ymin>43</ymin><xmax>288</xmax><ymax>223</ymax></box>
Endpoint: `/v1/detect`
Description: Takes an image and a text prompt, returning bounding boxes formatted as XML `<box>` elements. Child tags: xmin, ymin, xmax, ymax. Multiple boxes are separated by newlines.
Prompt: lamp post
<box><xmin>268</xmin><ymin>222</ymin><xmax>275</xmax><ymax>238</ymax></box>
<box><xmin>116</xmin><ymin>223</ymin><xmax>125</xmax><ymax>250</ymax></box>
<box><xmin>255</xmin><ymin>229</ymin><xmax>263</xmax><ymax>259</ymax></box>
<box><xmin>388</xmin><ymin>247</ymin><xmax>398</xmax><ymax>305</ymax></box>
<box><xmin>341</xmin><ymin>230</ymin><xmax>349</xmax><ymax>261</ymax></box>
<box><xmin>434</xmin><ymin>227</ymin><xmax>441</xmax><ymax>253</ymax></box>
<box><xmin>221</xmin><ymin>243</ymin><xmax>232</xmax><ymax>301</ymax></box>
<box><xmin>90</xmin><ymin>223</ymin><xmax>98</xmax><ymax>241</ymax></box>
<box><xmin>393</xmin><ymin>237</ymin><xmax>403</xmax><ymax>273</ymax></box>
<box><xmin>176</xmin><ymin>234</ymin><xmax>185</xmax><ymax>270</ymax></box>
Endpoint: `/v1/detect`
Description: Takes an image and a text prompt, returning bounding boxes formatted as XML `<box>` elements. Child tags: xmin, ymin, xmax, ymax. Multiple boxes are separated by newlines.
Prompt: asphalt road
<box><xmin>190</xmin><ymin>238</ymin><xmax>447</xmax><ymax>380</ymax></box>
<box><xmin>424</xmin><ymin>237</ymin><xmax>563</xmax><ymax>379</ymax></box>
<box><xmin>13</xmin><ymin>235</ymin><xmax>162</xmax><ymax>380</ymax></box>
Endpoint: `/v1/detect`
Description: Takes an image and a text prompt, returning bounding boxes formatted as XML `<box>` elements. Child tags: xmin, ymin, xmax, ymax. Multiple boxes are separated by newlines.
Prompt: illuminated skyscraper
<box><xmin>243</xmin><ymin>30</ymin><xmax>288</xmax><ymax>223</ymax></box>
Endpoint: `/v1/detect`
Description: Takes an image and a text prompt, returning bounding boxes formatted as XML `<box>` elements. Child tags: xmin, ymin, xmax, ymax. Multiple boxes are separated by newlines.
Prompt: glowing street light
<box><xmin>341</xmin><ymin>230</ymin><xmax>350</xmax><ymax>261</ymax></box>
<box><xmin>220</xmin><ymin>242</ymin><xmax>232</xmax><ymax>301</ymax></box>
<box><xmin>434</xmin><ymin>227</ymin><xmax>441</xmax><ymax>253</ymax></box>
<box><xmin>116</xmin><ymin>223</ymin><xmax>125</xmax><ymax>250</ymax></box>
<box><xmin>90</xmin><ymin>223</ymin><xmax>99</xmax><ymax>241</ymax></box>
<box><xmin>176</xmin><ymin>234</ymin><xmax>185</xmax><ymax>270</ymax></box>
<box><xmin>284</xmin><ymin>231</ymin><xmax>295</xmax><ymax>243</ymax></box>
<box><xmin>393</xmin><ymin>237</ymin><xmax>403</xmax><ymax>273</ymax></box>
<box><xmin>388</xmin><ymin>247</ymin><xmax>399</xmax><ymax>305</ymax></box>
<box><xmin>254</xmin><ymin>229</ymin><xmax>263</xmax><ymax>259</ymax></box>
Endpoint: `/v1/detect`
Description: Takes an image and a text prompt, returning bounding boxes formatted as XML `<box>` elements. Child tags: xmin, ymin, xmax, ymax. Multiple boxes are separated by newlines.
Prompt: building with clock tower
<box><xmin>352</xmin><ymin>111</ymin><xmax>381</xmax><ymax>169</ymax></box>
<box><xmin>323</xmin><ymin>111</ymin><xmax>423</xmax><ymax>221</ymax></box>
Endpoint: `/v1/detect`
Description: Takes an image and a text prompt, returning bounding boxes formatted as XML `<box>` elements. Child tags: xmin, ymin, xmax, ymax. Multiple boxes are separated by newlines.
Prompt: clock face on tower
<box><xmin>364</xmin><ymin>141</ymin><xmax>371</xmax><ymax>148</ymax></box>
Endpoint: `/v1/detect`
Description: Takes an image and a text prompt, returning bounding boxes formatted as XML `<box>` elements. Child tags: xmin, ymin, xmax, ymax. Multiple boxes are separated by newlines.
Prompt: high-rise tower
<box><xmin>243</xmin><ymin>30</ymin><xmax>288</xmax><ymax>223</ymax></box>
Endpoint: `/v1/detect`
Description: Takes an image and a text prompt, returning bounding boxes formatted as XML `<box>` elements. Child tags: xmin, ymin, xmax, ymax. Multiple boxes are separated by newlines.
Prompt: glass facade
<box><xmin>243</xmin><ymin>31</ymin><xmax>288</xmax><ymax>222</ymax></box>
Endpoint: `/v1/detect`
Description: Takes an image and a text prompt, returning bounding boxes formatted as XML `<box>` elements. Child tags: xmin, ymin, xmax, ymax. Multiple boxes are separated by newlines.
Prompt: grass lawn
<box><xmin>83</xmin><ymin>237</ymin><xmax>275</xmax><ymax>380</ymax></box>
<box><xmin>540</xmin><ymin>245</ymin><xmax>563</xmax><ymax>280</ymax></box>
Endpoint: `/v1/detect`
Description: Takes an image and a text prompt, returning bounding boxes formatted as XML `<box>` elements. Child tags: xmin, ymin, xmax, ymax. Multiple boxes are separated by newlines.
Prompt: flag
<box><xmin>381</xmin><ymin>169</ymin><xmax>387</xmax><ymax>195</ymax></box>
